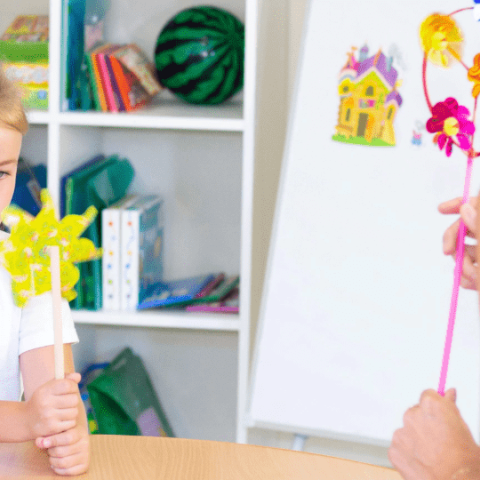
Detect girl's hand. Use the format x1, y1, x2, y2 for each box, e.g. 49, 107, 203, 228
36, 422, 90, 476
388, 389, 480, 480
438, 197, 478, 290
25, 373, 80, 439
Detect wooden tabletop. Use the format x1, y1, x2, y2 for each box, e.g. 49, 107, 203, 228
0, 435, 401, 479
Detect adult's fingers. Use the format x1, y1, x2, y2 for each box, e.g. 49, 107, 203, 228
443, 219, 476, 255
438, 196, 477, 215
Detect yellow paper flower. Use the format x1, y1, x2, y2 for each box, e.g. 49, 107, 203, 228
0, 189, 102, 307
420, 14, 463, 67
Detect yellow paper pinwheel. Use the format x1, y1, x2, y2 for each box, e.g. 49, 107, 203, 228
0, 189, 102, 308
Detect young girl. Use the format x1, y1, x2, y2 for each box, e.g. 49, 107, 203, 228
0, 69, 89, 475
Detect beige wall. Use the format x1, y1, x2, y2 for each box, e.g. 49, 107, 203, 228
250, 0, 308, 360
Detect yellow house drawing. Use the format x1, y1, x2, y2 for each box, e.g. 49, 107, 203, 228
333, 45, 403, 146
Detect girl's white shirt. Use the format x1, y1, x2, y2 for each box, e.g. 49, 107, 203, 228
0, 230, 79, 401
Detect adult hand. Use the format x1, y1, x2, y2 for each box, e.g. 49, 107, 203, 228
24, 373, 80, 439
36, 420, 90, 476
438, 197, 478, 290
388, 389, 480, 480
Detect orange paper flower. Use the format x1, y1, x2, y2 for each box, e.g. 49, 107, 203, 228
420, 14, 463, 67
468, 53, 480, 97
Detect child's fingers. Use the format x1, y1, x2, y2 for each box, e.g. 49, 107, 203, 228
39, 428, 81, 450
49, 451, 87, 475
65, 373, 81, 385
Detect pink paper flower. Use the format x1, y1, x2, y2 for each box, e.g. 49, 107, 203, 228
426, 97, 475, 157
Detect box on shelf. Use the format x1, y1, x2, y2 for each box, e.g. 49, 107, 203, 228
0, 15, 49, 110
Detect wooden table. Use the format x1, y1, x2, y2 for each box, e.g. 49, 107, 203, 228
0, 435, 401, 479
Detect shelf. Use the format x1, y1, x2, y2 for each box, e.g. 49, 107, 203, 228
72, 309, 241, 331
58, 98, 245, 131
26, 110, 51, 125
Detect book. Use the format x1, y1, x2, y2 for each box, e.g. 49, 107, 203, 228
108, 53, 143, 111
121, 196, 164, 311
89, 42, 111, 112
193, 275, 239, 304
64, 154, 135, 309
137, 274, 217, 310
162, 273, 225, 309
185, 287, 239, 313
101, 195, 138, 311
1, 15, 49, 41
96, 44, 122, 112
61, 154, 106, 217
109, 44, 162, 111
84, 51, 102, 111
112, 44, 162, 97
104, 47, 126, 111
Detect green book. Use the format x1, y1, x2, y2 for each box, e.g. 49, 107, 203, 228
191, 275, 240, 304
65, 155, 116, 309
66, 154, 135, 310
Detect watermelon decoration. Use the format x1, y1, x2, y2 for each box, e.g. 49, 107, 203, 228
154, 6, 245, 105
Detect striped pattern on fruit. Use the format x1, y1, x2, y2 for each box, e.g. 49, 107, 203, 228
154, 6, 245, 105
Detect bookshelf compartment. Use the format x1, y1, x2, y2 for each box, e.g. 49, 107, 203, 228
59, 125, 242, 284
74, 324, 239, 441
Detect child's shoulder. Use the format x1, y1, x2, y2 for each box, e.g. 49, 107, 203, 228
0, 230, 8, 241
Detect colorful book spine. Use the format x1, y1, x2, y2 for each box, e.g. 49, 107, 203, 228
90, 44, 110, 112
102, 195, 137, 310
109, 54, 133, 111
84, 52, 100, 111
121, 195, 164, 311
105, 47, 126, 111
97, 46, 119, 112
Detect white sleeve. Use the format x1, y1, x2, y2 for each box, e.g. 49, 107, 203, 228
19, 292, 79, 356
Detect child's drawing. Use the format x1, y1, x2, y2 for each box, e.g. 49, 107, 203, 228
332, 44, 403, 146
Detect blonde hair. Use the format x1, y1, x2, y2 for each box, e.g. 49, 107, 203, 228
0, 65, 28, 135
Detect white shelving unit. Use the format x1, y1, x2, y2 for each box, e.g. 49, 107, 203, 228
12, 0, 258, 443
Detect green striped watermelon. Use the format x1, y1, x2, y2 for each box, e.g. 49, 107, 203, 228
154, 6, 245, 105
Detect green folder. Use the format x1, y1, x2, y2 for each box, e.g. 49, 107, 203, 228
65, 154, 135, 309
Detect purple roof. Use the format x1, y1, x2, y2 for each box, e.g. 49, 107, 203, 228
386, 90, 403, 106
357, 52, 398, 88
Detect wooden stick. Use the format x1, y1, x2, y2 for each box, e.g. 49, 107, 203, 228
48, 246, 64, 380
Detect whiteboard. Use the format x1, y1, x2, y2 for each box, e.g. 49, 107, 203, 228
248, 0, 480, 447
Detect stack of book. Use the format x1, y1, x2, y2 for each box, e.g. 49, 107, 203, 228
138, 273, 240, 313
62, 154, 135, 310
85, 43, 163, 112
102, 195, 165, 311
0, 15, 49, 110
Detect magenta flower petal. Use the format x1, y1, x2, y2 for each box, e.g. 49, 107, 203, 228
446, 138, 453, 157
431, 101, 451, 121
456, 134, 472, 151
444, 97, 459, 115
457, 105, 470, 118
458, 118, 475, 135
438, 133, 448, 150
427, 117, 445, 133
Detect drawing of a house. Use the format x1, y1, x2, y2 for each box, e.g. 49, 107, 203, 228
333, 45, 403, 146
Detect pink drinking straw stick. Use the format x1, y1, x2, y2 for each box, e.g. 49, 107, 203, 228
438, 153, 474, 396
